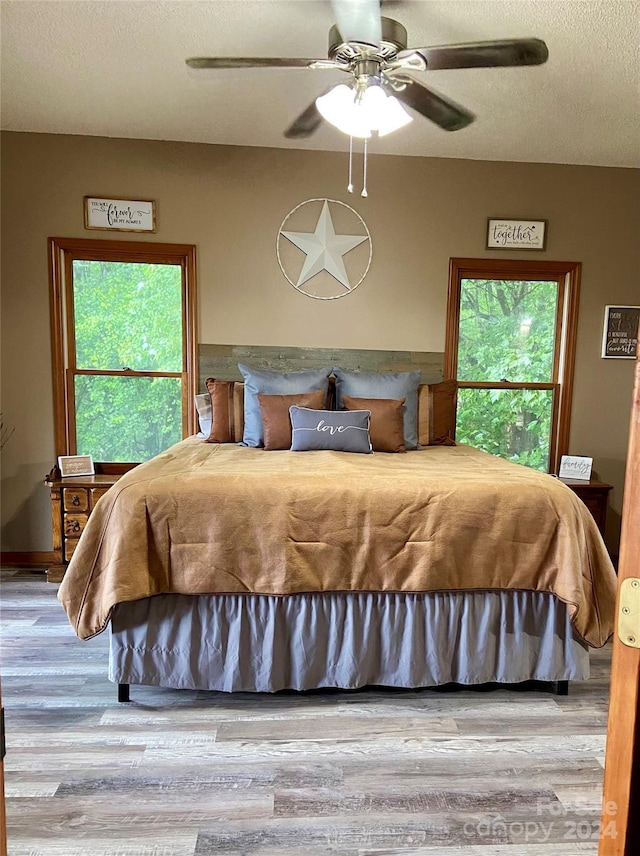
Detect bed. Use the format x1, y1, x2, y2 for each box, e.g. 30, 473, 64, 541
57, 369, 618, 698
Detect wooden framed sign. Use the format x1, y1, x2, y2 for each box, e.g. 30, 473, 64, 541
601, 305, 640, 359
558, 454, 593, 481
58, 455, 95, 477
486, 218, 547, 250
84, 196, 156, 232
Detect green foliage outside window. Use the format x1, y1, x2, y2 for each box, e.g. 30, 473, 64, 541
74, 375, 182, 462
72, 261, 183, 462
455, 279, 559, 471
457, 387, 554, 471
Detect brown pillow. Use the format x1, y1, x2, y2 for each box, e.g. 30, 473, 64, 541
430, 379, 458, 445
258, 390, 325, 450
342, 395, 406, 453
417, 384, 430, 446
204, 378, 235, 443
232, 382, 245, 443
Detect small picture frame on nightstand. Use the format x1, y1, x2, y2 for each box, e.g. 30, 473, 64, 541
558, 454, 593, 481
57, 455, 95, 477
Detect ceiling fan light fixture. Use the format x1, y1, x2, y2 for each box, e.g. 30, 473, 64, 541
316, 81, 412, 139
316, 84, 372, 138
374, 94, 413, 136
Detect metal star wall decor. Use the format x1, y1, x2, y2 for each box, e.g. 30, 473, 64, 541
277, 199, 372, 300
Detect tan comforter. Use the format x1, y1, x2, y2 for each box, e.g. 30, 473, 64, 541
58, 438, 618, 645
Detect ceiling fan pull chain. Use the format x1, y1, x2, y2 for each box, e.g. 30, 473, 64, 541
361, 138, 368, 198
347, 136, 354, 193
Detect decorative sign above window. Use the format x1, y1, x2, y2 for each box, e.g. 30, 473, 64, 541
84, 197, 156, 233
277, 198, 372, 300
486, 218, 547, 251
601, 305, 640, 359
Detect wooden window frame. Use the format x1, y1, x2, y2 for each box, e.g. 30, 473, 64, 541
444, 258, 581, 475
48, 237, 198, 474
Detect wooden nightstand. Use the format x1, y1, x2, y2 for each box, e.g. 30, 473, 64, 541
559, 478, 613, 535
44, 470, 121, 583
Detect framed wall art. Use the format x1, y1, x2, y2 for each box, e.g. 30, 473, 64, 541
486, 218, 547, 250
601, 305, 639, 359
84, 196, 156, 232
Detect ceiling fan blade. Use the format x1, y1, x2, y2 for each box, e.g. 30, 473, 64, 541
331, 0, 382, 45
390, 78, 475, 132
186, 57, 337, 70
284, 100, 325, 139
397, 38, 549, 71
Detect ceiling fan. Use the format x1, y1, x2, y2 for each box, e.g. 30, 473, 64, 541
186, 0, 549, 139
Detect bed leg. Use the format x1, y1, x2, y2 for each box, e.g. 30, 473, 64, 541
555, 680, 569, 696
117, 683, 130, 703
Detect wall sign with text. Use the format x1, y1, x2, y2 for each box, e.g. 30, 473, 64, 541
601, 305, 639, 359
486, 218, 547, 250
558, 455, 593, 481
84, 196, 156, 232
58, 455, 95, 478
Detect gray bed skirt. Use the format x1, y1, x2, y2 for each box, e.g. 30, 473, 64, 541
109, 590, 590, 692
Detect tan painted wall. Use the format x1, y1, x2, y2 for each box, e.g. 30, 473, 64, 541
1, 132, 639, 553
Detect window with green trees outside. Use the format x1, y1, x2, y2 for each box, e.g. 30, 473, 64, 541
445, 259, 581, 474
49, 239, 197, 470
72, 260, 183, 462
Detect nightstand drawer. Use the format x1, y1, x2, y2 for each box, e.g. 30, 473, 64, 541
64, 513, 88, 538
581, 496, 604, 522
63, 488, 89, 512
64, 538, 80, 561
90, 487, 109, 507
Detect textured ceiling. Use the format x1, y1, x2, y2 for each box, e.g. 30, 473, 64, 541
1, 0, 639, 166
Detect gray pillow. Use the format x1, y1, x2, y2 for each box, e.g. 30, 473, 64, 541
238, 363, 332, 447
290, 407, 372, 453
332, 367, 421, 450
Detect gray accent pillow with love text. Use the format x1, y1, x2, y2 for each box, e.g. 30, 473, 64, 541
289, 407, 372, 454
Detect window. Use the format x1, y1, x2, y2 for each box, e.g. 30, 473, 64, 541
444, 259, 581, 473
49, 238, 197, 471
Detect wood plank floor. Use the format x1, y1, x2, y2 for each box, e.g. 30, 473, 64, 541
1, 569, 613, 855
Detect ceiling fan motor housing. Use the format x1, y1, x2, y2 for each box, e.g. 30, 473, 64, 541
328, 16, 408, 63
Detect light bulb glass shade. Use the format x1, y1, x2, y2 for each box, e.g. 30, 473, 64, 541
316, 84, 371, 138
316, 83, 412, 138
375, 95, 413, 136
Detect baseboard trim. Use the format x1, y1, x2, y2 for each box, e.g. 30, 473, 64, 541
0, 551, 53, 568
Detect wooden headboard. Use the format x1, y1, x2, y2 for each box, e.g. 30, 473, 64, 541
198, 343, 444, 392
